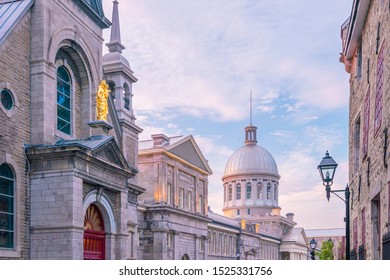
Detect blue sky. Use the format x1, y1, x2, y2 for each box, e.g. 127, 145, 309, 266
102, 0, 353, 229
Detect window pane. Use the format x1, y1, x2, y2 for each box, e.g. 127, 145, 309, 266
57, 119, 71, 135
57, 66, 70, 83
0, 178, 13, 196
0, 164, 14, 180
1, 89, 14, 111
0, 212, 13, 230
57, 92, 70, 108
0, 231, 13, 248
57, 66, 71, 135
57, 105, 71, 122
0, 195, 13, 213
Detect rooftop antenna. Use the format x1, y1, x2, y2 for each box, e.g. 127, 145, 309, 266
250, 90, 253, 126
245, 90, 257, 145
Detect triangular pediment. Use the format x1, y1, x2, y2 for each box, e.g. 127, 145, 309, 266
89, 136, 130, 170
167, 135, 212, 175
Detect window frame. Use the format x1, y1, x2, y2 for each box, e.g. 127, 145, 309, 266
0, 163, 15, 249
257, 182, 263, 199
362, 89, 370, 158
236, 183, 241, 200
246, 182, 252, 200
56, 65, 73, 136
267, 183, 272, 199
374, 43, 385, 135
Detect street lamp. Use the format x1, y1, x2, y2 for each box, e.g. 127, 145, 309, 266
317, 151, 338, 201
309, 238, 317, 260
317, 151, 350, 260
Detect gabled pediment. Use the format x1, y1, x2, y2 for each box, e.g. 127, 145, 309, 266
73, 0, 110, 28
167, 135, 212, 175
87, 136, 133, 171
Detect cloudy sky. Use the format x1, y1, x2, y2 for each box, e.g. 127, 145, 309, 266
102, 0, 353, 229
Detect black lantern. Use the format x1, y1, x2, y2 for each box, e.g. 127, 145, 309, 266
318, 151, 338, 184
317, 151, 338, 201
317, 151, 350, 260
309, 238, 317, 260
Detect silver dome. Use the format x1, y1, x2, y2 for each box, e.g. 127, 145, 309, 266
223, 143, 279, 178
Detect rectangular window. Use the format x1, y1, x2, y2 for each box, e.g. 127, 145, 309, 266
353, 217, 358, 252
179, 188, 185, 208
361, 208, 366, 246
167, 232, 174, 248
246, 183, 252, 199
236, 184, 241, 200
219, 234, 222, 254
187, 191, 192, 211
362, 90, 370, 158
199, 195, 204, 214
257, 183, 263, 199
267, 183, 271, 199
374, 44, 384, 135
224, 235, 227, 255
354, 118, 361, 173
228, 186, 232, 201
357, 41, 363, 79
199, 238, 205, 252
166, 183, 173, 205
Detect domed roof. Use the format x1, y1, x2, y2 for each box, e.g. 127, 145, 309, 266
223, 125, 279, 178
223, 144, 279, 177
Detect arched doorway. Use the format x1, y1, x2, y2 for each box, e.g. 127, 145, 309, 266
84, 204, 105, 260
181, 254, 190, 260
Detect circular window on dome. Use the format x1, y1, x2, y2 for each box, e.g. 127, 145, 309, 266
1, 89, 14, 111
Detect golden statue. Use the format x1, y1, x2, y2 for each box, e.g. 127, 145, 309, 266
96, 80, 110, 121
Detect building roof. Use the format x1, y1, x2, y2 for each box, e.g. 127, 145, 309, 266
0, 0, 34, 45
26, 134, 137, 174
305, 228, 345, 238
139, 134, 213, 175
223, 144, 279, 178
208, 211, 240, 229
282, 227, 307, 243
222, 125, 279, 179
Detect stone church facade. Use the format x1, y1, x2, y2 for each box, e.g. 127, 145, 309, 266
0, 0, 143, 260
0, 0, 308, 260
340, 0, 389, 259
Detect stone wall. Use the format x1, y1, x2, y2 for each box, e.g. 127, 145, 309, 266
0, 11, 31, 259
347, 0, 390, 259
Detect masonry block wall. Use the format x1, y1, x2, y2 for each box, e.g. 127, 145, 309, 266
346, 0, 389, 259
0, 11, 31, 259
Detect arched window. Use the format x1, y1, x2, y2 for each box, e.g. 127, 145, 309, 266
274, 185, 278, 201
228, 185, 232, 201
257, 182, 263, 199
0, 164, 15, 248
236, 183, 241, 200
267, 183, 271, 199
56, 66, 72, 135
246, 182, 252, 199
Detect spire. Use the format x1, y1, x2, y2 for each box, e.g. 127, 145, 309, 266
245, 91, 257, 145
106, 0, 125, 53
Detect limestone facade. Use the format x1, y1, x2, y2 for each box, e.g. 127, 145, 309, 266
340, 0, 390, 259
0, 0, 309, 260
0, 0, 143, 260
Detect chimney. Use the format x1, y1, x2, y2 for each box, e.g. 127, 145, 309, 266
151, 134, 170, 148
286, 212, 294, 222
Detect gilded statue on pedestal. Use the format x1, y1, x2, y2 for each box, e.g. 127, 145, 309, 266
96, 80, 110, 121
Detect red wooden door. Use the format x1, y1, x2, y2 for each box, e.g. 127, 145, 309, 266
84, 204, 105, 260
